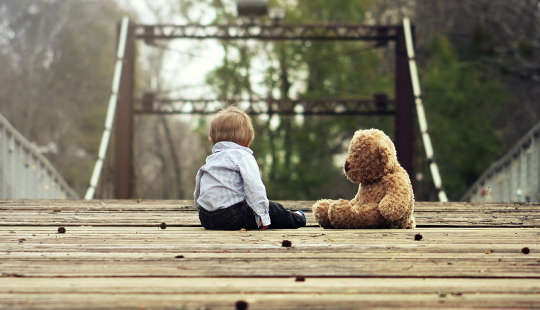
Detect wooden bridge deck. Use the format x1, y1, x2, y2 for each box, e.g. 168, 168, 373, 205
0, 200, 539, 309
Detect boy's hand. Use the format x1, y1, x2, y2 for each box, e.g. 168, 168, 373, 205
258, 218, 269, 230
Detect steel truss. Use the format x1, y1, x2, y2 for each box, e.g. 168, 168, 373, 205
111, 20, 416, 198
133, 23, 396, 117
135, 23, 398, 42
136, 96, 394, 116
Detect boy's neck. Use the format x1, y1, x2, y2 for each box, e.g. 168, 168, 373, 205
212, 141, 252, 153
214, 141, 249, 148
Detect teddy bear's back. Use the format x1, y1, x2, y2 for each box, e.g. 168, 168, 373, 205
357, 165, 414, 228
382, 166, 415, 227
383, 166, 414, 206
358, 166, 411, 200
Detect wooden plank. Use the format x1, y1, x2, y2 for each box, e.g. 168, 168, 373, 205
0, 228, 537, 278
1, 200, 538, 227
2, 257, 538, 277
1, 227, 537, 246
1, 277, 539, 310
0, 251, 537, 259
0, 292, 538, 310
2, 277, 539, 294
2, 200, 539, 212
0, 210, 538, 227
1, 227, 537, 248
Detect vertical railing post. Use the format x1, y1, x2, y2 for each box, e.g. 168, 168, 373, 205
537, 134, 540, 202
115, 23, 135, 198
394, 25, 415, 187
0, 126, 5, 198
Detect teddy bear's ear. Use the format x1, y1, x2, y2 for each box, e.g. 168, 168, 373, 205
378, 144, 399, 170
376, 145, 386, 160
377, 145, 391, 165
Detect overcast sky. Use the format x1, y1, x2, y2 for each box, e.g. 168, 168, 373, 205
115, 0, 224, 99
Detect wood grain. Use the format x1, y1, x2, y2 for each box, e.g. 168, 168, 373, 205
0, 278, 539, 309
0, 227, 537, 278
0, 200, 539, 309
2, 277, 539, 294
1, 293, 539, 310
0, 200, 538, 227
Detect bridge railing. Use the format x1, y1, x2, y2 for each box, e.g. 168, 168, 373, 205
463, 122, 540, 203
0, 113, 78, 199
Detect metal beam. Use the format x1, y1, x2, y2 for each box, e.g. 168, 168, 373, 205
134, 97, 395, 116
134, 23, 398, 41
394, 25, 415, 187
115, 25, 135, 199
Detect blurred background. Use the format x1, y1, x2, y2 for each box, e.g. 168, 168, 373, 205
0, 0, 539, 201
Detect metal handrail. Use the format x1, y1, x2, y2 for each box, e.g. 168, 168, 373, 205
0, 113, 78, 199
463, 121, 540, 202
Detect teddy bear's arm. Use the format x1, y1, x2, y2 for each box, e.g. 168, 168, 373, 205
377, 171, 414, 222
312, 199, 334, 228
327, 199, 358, 229
350, 185, 362, 205
328, 200, 386, 228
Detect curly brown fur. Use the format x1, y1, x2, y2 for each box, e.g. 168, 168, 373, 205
312, 129, 415, 229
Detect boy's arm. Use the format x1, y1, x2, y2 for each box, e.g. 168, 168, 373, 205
193, 169, 202, 207
238, 155, 271, 227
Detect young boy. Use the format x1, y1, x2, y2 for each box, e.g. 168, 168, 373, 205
194, 106, 306, 230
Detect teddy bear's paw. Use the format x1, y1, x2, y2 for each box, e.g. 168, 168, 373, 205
388, 213, 416, 229
353, 203, 387, 228
328, 202, 389, 229
406, 216, 416, 229
328, 200, 358, 229
312, 199, 333, 228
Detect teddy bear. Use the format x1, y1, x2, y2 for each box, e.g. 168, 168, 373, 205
312, 129, 415, 229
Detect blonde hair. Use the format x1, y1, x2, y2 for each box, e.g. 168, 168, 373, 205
209, 106, 254, 147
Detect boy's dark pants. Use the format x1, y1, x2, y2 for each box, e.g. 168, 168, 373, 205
198, 201, 306, 230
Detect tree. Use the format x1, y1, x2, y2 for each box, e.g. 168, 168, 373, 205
421, 36, 508, 199
126, 0, 209, 199
411, 0, 540, 146
0, 0, 130, 194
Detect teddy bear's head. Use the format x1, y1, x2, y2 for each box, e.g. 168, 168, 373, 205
344, 129, 399, 184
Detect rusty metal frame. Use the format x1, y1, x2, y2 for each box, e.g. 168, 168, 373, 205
114, 24, 135, 199
135, 23, 398, 41
115, 22, 416, 198
394, 25, 415, 187
136, 97, 394, 116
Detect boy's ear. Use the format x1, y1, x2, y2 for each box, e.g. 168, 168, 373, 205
208, 136, 213, 143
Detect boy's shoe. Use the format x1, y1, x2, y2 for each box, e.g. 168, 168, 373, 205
295, 210, 306, 219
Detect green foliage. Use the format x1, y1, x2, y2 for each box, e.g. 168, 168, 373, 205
283, 0, 371, 23
465, 26, 497, 59
422, 36, 508, 199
